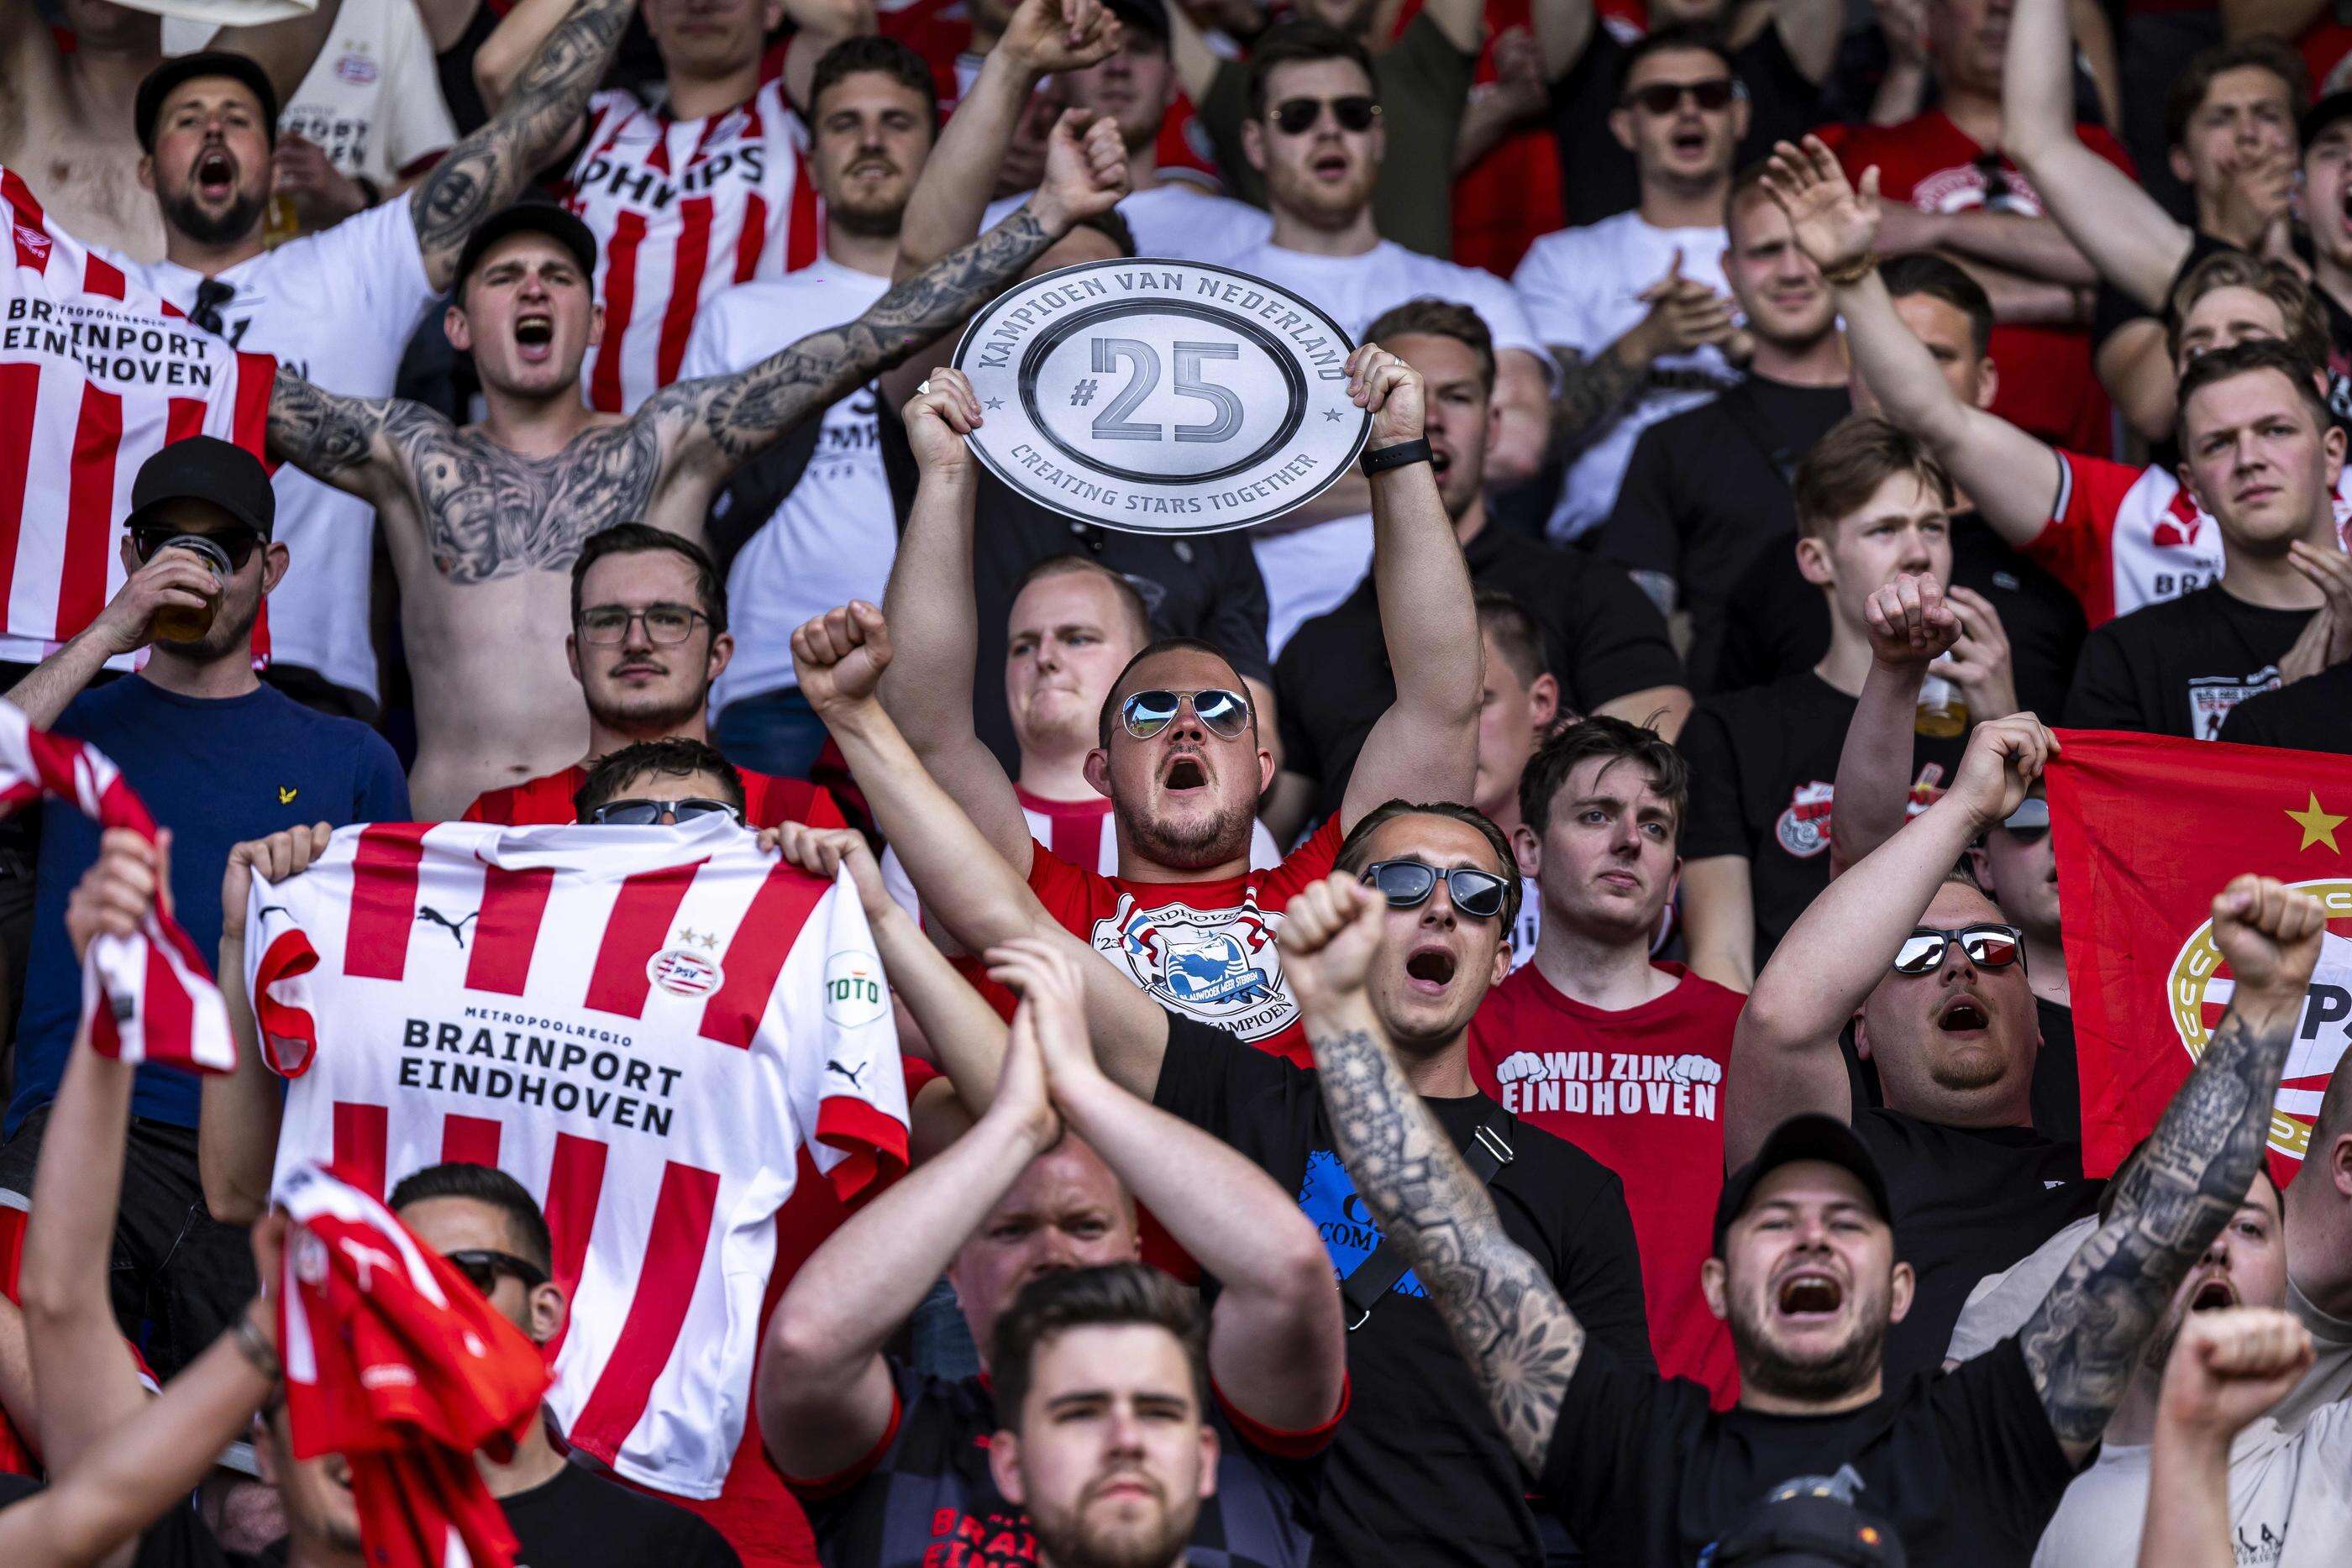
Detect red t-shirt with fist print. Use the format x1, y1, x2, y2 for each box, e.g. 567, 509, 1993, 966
1469, 961, 1744, 1406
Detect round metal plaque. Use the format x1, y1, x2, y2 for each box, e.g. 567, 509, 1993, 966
950, 259, 1370, 534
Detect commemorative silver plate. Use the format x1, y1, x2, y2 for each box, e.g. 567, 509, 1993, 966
950, 259, 1371, 534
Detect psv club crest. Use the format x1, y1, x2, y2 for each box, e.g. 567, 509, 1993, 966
1091, 891, 1295, 1041
2166, 877, 2352, 1166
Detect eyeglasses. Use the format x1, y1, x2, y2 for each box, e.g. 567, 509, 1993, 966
1359, 859, 1510, 920
131, 522, 260, 570
444, 1249, 549, 1298
1620, 79, 1740, 115
587, 797, 743, 826
1891, 923, 2025, 976
1119, 687, 1252, 741
1271, 95, 1380, 135
576, 603, 708, 645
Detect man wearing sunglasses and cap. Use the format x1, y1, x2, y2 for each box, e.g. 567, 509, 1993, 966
787, 596, 1652, 1568
1730, 713, 2103, 1385
1284, 834, 2328, 1568
0, 437, 407, 1382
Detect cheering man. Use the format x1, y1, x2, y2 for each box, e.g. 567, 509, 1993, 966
263, 108, 1131, 817
1282, 758, 2328, 1567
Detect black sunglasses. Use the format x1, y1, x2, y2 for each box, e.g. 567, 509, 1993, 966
1891, 923, 2025, 976
131, 522, 260, 571
1119, 687, 1252, 741
1359, 859, 1509, 920
588, 797, 743, 826
444, 1248, 549, 1298
1271, 95, 1379, 135
1621, 79, 1739, 115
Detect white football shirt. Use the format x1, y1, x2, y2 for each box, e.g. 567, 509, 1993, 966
0, 166, 277, 664
246, 813, 909, 1499
982, 182, 1272, 266
111, 198, 435, 702
562, 81, 822, 414
680, 258, 894, 714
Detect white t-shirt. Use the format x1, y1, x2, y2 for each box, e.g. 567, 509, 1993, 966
1513, 211, 1737, 543
2031, 1398, 2352, 1568
983, 181, 1271, 266
680, 258, 894, 713
1223, 238, 1551, 653
112, 199, 436, 702
247, 815, 909, 1499
168, 0, 457, 186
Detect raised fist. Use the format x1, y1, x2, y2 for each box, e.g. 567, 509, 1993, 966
790, 602, 895, 716
1667, 1054, 1723, 1086
2210, 873, 2326, 1013
1493, 1051, 1551, 1087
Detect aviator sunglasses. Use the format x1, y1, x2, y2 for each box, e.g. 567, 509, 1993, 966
588, 798, 743, 826
1119, 687, 1252, 741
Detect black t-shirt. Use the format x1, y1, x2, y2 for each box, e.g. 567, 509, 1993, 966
804, 1359, 1322, 1568
2218, 662, 2352, 752
1596, 376, 1852, 694
1549, 28, 1824, 229
2063, 584, 2313, 740
501, 1460, 741, 1568
1535, 1336, 2079, 1568
1709, 513, 2087, 717
2031, 995, 2081, 1147
1852, 1109, 2100, 1384
878, 408, 1273, 772
1675, 671, 1970, 966
1151, 1017, 1654, 1568
1276, 523, 1683, 823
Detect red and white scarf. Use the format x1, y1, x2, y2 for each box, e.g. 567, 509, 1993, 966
0, 700, 231, 1071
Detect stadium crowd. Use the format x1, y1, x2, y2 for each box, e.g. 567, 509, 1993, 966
0, 0, 2349, 1562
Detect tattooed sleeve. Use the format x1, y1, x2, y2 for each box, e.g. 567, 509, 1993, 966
648, 208, 1064, 469
267, 365, 402, 494
1310, 1020, 1588, 1476
408, 0, 633, 291
2018, 998, 2298, 1458
1550, 345, 1652, 459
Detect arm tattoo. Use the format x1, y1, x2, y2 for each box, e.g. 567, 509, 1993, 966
408, 0, 631, 283
267, 364, 393, 483
1551, 346, 1650, 457
2018, 1001, 2297, 1453
1312, 1022, 1586, 1476
657, 211, 1063, 466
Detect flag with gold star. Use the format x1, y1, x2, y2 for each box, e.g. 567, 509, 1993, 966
2050, 730, 2352, 1181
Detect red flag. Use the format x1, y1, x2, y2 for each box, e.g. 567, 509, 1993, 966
2048, 729, 2352, 1182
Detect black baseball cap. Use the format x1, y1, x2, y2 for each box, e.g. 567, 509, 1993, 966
135, 52, 281, 155
1105, 0, 1170, 39
452, 199, 600, 296
125, 436, 275, 541
2303, 90, 2352, 151
1711, 1114, 1893, 1256
1704, 1489, 1908, 1567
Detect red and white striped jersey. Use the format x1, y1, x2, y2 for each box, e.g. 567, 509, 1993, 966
559, 82, 821, 413
246, 814, 909, 1500
2038, 451, 2352, 627
0, 166, 276, 660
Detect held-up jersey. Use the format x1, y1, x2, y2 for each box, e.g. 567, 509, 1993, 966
246, 814, 909, 1500
560, 81, 821, 413
0, 167, 276, 660
2039, 452, 2352, 626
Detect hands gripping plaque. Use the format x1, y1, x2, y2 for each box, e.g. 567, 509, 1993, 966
952, 259, 1372, 533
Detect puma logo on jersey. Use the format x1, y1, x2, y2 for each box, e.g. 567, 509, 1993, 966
277, 786, 297, 805
416, 907, 478, 947
827, 1057, 870, 1090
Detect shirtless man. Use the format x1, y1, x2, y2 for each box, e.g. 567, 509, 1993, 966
0, 0, 346, 261
264, 108, 1130, 818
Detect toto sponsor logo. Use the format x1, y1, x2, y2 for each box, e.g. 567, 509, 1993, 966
953, 259, 1368, 533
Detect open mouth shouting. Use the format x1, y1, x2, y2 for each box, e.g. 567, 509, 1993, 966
1773, 1267, 1846, 1323
1403, 941, 1458, 997
1934, 992, 1990, 1035
195, 147, 238, 201
2188, 1276, 2239, 1313
1668, 124, 1709, 158
1160, 752, 1210, 795
514, 311, 556, 362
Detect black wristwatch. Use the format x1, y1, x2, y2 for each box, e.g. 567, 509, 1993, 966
1361, 437, 1432, 475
